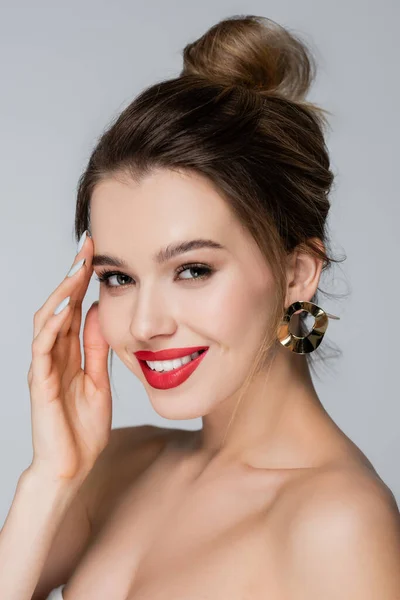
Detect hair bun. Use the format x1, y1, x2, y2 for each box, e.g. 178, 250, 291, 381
181, 15, 316, 102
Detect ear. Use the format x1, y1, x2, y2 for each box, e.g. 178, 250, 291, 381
284, 239, 324, 308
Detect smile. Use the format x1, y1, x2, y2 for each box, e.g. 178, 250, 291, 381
137, 349, 208, 390
145, 350, 205, 372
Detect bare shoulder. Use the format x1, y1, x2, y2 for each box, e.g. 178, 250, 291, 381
279, 462, 400, 537
94, 423, 174, 459
80, 424, 176, 530
277, 464, 400, 598
286, 467, 399, 527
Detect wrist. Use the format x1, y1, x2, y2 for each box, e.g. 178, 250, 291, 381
20, 464, 83, 498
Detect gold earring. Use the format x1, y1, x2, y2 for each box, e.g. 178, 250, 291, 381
277, 300, 340, 354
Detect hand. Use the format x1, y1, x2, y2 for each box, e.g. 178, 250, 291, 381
26, 231, 112, 485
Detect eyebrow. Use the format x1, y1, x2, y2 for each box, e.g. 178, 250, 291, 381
92, 238, 226, 268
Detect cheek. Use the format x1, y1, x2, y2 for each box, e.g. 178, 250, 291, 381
216, 272, 274, 353
97, 302, 125, 346
183, 270, 269, 343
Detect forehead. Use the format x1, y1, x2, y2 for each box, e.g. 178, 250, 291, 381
89, 168, 270, 282
90, 168, 237, 242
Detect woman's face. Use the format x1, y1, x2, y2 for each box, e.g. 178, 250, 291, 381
90, 168, 277, 419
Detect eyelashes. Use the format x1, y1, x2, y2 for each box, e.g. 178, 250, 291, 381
95, 263, 214, 291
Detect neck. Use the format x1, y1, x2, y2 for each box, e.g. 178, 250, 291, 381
193, 341, 333, 471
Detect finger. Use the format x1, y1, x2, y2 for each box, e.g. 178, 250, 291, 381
73, 234, 94, 306
82, 302, 111, 394
33, 240, 92, 340
69, 237, 95, 338
57, 260, 89, 338
31, 299, 72, 384
27, 363, 33, 386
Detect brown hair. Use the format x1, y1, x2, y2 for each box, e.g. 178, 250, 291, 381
74, 15, 347, 435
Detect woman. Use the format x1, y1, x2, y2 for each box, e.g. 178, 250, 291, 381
1, 14, 399, 600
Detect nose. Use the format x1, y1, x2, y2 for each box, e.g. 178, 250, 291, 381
128, 286, 176, 343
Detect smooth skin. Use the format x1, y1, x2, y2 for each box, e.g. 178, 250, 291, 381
29, 168, 400, 599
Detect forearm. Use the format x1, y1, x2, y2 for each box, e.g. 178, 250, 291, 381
0, 468, 80, 600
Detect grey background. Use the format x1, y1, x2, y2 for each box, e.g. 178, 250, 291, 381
1, 0, 399, 526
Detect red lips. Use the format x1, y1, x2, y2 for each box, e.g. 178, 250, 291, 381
136, 348, 209, 390
134, 346, 208, 361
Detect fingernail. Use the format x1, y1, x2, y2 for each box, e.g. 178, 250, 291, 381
54, 296, 70, 315
77, 230, 88, 253
67, 257, 86, 278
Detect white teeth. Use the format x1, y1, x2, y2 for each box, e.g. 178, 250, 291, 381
146, 351, 201, 372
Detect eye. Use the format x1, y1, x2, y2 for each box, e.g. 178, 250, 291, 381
95, 263, 214, 290
175, 263, 213, 282
95, 271, 133, 289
